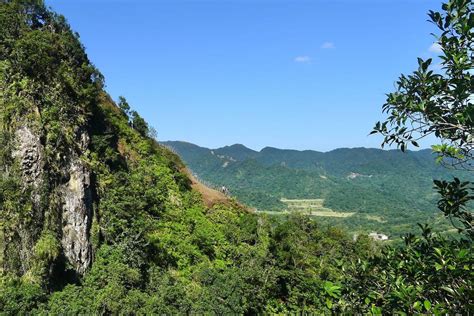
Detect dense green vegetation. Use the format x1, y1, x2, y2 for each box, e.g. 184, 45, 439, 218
0, 0, 472, 314
163, 141, 473, 235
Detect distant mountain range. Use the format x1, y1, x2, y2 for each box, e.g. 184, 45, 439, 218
162, 141, 473, 235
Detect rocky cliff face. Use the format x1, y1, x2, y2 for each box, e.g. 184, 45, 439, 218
0, 0, 104, 280
13, 126, 44, 196
8, 125, 93, 275
11, 126, 45, 273
59, 130, 93, 274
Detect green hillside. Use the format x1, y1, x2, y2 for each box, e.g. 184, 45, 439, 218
0, 0, 472, 314
162, 141, 473, 235
0, 2, 377, 313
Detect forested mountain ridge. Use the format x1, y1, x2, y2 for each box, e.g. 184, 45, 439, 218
0, 0, 472, 314
162, 141, 441, 174
162, 141, 473, 235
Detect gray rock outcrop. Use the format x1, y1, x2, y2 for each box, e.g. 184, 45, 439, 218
60, 131, 92, 274
11, 126, 45, 273
8, 125, 93, 275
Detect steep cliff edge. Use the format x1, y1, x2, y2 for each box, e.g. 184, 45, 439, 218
3, 117, 94, 276
10, 125, 45, 274
0, 1, 237, 282
0, 1, 119, 279
58, 130, 93, 274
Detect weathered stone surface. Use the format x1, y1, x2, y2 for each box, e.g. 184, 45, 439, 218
60, 138, 92, 274
12, 126, 44, 194
11, 126, 45, 273
9, 126, 93, 275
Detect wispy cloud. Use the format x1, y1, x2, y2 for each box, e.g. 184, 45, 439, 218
294, 56, 311, 63
321, 42, 335, 49
429, 42, 442, 53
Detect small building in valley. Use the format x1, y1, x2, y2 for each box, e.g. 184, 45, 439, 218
369, 232, 389, 241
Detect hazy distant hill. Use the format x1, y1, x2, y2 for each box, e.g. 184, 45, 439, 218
162, 141, 472, 235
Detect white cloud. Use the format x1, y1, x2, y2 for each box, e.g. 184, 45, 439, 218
429, 42, 442, 53
294, 56, 311, 63
321, 42, 335, 49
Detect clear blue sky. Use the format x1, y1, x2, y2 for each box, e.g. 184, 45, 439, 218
46, 0, 442, 151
